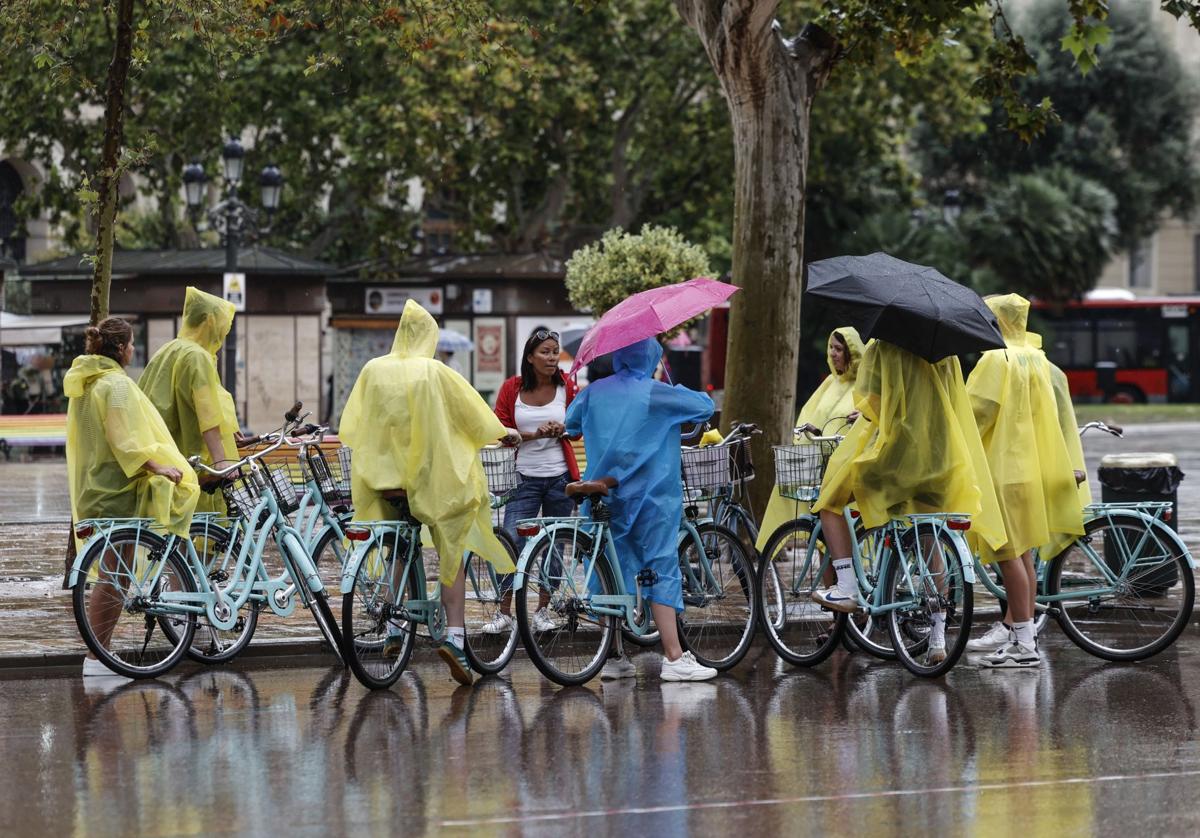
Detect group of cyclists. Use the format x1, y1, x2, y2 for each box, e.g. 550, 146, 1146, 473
63, 284, 1166, 687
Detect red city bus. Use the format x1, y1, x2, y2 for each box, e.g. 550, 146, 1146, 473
1031, 295, 1200, 403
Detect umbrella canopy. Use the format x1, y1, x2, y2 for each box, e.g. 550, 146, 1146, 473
806, 252, 1006, 362
437, 328, 474, 353
568, 277, 739, 374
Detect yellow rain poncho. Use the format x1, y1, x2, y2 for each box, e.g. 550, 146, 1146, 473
813, 339, 1006, 551
1028, 331, 1092, 559
139, 287, 240, 514
757, 327, 865, 550
66, 355, 200, 539
965, 296, 1083, 563
339, 300, 516, 585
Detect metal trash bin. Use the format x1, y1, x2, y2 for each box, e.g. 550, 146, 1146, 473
1098, 452, 1185, 595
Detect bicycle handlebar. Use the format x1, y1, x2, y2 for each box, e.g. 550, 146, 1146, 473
1079, 421, 1124, 438
189, 405, 310, 478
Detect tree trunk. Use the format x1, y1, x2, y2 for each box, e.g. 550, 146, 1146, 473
89, 0, 136, 325
674, 0, 837, 518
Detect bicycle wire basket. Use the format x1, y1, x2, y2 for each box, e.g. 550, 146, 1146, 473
337, 446, 352, 497
480, 446, 519, 505
772, 439, 839, 502
681, 444, 735, 501
302, 445, 351, 507
221, 462, 300, 519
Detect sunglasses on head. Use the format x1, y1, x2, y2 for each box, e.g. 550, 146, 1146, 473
532, 329, 560, 343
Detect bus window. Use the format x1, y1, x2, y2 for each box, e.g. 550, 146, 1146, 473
1168, 324, 1191, 401
1048, 321, 1092, 368
1095, 320, 1139, 367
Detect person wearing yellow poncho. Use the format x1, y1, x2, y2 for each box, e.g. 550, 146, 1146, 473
963, 294, 1083, 668
66, 317, 200, 675
810, 338, 1005, 663
139, 287, 240, 514
1028, 331, 1092, 560
339, 299, 520, 686
757, 327, 864, 552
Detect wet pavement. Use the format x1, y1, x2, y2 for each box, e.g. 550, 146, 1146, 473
4, 636, 1200, 836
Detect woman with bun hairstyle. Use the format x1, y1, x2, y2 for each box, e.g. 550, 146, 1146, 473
65, 317, 200, 675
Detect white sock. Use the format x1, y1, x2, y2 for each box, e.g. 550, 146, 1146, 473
832, 559, 855, 594
387, 618, 405, 636
448, 627, 465, 650
1012, 620, 1035, 647
930, 612, 946, 646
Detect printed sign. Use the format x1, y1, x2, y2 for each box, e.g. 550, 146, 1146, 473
1162, 304, 1190, 319
223, 272, 247, 312
364, 286, 444, 315
473, 317, 506, 392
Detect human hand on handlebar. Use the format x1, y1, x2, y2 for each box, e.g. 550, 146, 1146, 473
1074, 469, 1086, 485
501, 428, 522, 446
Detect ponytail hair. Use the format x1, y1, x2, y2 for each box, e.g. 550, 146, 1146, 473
84, 317, 133, 364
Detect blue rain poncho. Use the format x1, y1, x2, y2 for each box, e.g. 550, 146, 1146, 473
565, 338, 714, 612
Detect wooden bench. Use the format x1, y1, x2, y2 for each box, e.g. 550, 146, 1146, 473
0, 414, 68, 459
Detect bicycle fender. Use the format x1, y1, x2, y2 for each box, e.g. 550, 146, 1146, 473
512, 526, 555, 589
948, 530, 977, 584
340, 535, 378, 595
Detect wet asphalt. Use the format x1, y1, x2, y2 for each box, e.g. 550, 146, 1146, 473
1, 424, 1199, 835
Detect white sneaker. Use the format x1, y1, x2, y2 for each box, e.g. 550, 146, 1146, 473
481, 613, 514, 635
82, 656, 127, 678
981, 641, 1040, 669
660, 651, 718, 682
967, 622, 1012, 653
601, 656, 636, 680
810, 586, 859, 614
531, 607, 557, 632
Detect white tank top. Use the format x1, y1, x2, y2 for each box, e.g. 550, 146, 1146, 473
514, 388, 568, 477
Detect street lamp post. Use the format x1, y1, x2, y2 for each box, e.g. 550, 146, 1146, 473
182, 138, 283, 411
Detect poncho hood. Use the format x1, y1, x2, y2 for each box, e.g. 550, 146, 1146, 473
179, 286, 235, 354
391, 299, 439, 358
64, 355, 122, 398
826, 326, 865, 380
613, 337, 662, 379
985, 293, 1030, 346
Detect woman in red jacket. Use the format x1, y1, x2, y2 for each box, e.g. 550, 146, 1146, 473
488, 327, 581, 634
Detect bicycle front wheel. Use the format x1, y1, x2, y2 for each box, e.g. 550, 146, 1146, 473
883, 527, 973, 678
464, 528, 520, 675
756, 519, 844, 666
678, 523, 758, 670
1048, 514, 1194, 661
343, 532, 420, 689
517, 528, 614, 686
72, 528, 197, 679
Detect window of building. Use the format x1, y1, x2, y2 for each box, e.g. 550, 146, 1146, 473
1129, 238, 1153, 288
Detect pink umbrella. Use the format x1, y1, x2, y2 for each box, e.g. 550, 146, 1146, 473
568, 277, 739, 374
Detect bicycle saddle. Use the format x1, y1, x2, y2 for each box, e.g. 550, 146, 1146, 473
565, 476, 619, 498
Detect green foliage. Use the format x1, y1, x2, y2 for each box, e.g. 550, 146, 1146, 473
564, 224, 710, 320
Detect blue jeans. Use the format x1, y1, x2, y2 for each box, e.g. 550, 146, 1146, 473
499, 472, 574, 595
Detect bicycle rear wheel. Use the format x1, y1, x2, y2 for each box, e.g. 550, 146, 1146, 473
1048, 514, 1194, 661
883, 528, 973, 678
678, 523, 757, 670
464, 528, 520, 674
755, 519, 844, 666
343, 532, 420, 689
72, 528, 197, 679
516, 528, 614, 686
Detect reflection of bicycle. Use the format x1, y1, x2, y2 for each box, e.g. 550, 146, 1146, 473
756, 432, 977, 677
512, 474, 757, 686
339, 481, 519, 689
69, 407, 345, 678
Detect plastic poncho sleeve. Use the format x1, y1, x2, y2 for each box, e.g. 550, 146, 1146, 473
65, 356, 199, 541
1041, 362, 1092, 559
813, 342, 1006, 551
341, 300, 514, 586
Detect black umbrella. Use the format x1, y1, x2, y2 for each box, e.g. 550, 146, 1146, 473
805, 252, 1006, 362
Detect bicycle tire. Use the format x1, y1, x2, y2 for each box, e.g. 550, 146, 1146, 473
1047, 513, 1195, 662
755, 518, 845, 667
72, 528, 197, 679
883, 527, 973, 678
311, 519, 352, 624
167, 520, 259, 664
517, 528, 615, 686
343, 532, 419, 688
464, 527, 520, 675
678, 522, 758, 670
